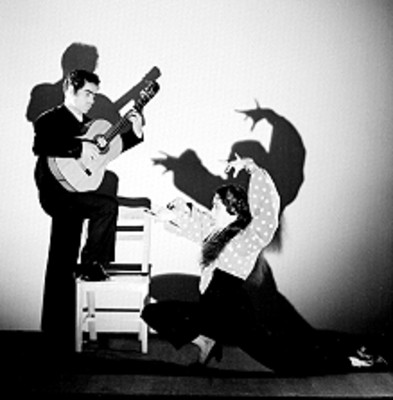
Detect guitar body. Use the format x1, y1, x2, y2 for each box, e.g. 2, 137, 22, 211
48, 119, 123, 192
47, 76, 160, 192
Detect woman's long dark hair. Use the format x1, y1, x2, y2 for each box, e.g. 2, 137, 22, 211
201, 184, 252, 268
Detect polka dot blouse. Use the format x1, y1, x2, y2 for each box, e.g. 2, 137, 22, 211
166, 165, 280, 293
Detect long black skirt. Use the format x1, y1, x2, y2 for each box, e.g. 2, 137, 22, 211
142, 257, 354, 374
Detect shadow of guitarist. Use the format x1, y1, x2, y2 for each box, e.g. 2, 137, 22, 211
26, 42, 161, 124
26, 42, 117, 124
26, 41, 160, 195
152, 102, 306, 250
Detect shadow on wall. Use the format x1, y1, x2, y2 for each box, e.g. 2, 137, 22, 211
25, 41, 161, 197
152, 101, 306, 250
26, 41, 160, 125
26, 43, 306, 238
150, 273, 201, 303
26, 41, 307, 251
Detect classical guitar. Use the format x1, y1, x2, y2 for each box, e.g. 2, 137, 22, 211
48, 79, 159, 192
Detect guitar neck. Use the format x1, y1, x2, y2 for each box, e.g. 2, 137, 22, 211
114, 66, 161, 111
104, 80, 159, 144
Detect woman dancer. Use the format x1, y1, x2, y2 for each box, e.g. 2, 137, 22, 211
142, 155, 387, 374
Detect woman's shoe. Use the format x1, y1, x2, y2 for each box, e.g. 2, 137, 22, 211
192, 335, 223, 366
201, 342, 223, 366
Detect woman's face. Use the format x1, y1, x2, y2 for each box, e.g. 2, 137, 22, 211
211, 194, 235, 228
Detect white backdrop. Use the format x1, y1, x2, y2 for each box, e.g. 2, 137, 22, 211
1, 0, 392, 334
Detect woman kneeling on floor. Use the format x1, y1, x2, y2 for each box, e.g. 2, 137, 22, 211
142, 155, 388, 374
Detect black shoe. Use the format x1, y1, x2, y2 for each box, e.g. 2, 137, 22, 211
79, 261, 110, 281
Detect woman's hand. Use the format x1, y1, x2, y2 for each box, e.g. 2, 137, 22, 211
225, 153, 256, 177
146, 198, 190, 227
166, 197, 190, 214
146, 205, 173, 223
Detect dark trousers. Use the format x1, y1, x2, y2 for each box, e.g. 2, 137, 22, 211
41, 215, 83, 352
39, 171, 119, 351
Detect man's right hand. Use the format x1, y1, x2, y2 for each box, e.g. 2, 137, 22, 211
82, 141, 100, 161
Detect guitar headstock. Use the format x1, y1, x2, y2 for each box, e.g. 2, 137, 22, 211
133, 80, 160, 113
143, 66, 161, 82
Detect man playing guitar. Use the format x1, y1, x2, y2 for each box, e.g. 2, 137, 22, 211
33, 69, 144, 352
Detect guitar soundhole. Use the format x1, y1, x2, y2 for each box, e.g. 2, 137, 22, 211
94, 135, 110, 154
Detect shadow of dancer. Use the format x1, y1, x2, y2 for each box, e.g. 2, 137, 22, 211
152, 103, 306, 249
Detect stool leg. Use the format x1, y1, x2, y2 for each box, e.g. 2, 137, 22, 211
86, 290, 97, 341
139, 290, 149, 353
140, 319, 148, 353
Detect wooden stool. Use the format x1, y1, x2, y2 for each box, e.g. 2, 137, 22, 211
75, 197, 152, 353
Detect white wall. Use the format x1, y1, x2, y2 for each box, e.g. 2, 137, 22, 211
1, 0, 392, 334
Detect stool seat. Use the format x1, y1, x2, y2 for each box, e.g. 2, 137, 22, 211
117, 196, 151, 208
105, 263, 152, 275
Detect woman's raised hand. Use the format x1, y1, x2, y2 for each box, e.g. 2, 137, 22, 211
225, 153, 255, 177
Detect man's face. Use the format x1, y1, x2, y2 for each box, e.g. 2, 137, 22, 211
67, 81, 98, 114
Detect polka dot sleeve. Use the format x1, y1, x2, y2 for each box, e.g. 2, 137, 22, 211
246, 167, 280, 247
214, 166, 280, 281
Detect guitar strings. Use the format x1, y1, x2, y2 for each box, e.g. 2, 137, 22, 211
101, 82, 158, 143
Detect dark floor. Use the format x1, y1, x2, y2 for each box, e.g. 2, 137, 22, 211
2, 330, 393, 399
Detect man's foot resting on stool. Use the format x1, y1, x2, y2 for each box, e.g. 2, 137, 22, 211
79, 261, 110, 281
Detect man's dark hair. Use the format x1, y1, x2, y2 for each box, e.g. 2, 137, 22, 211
63, 69, 100, 93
